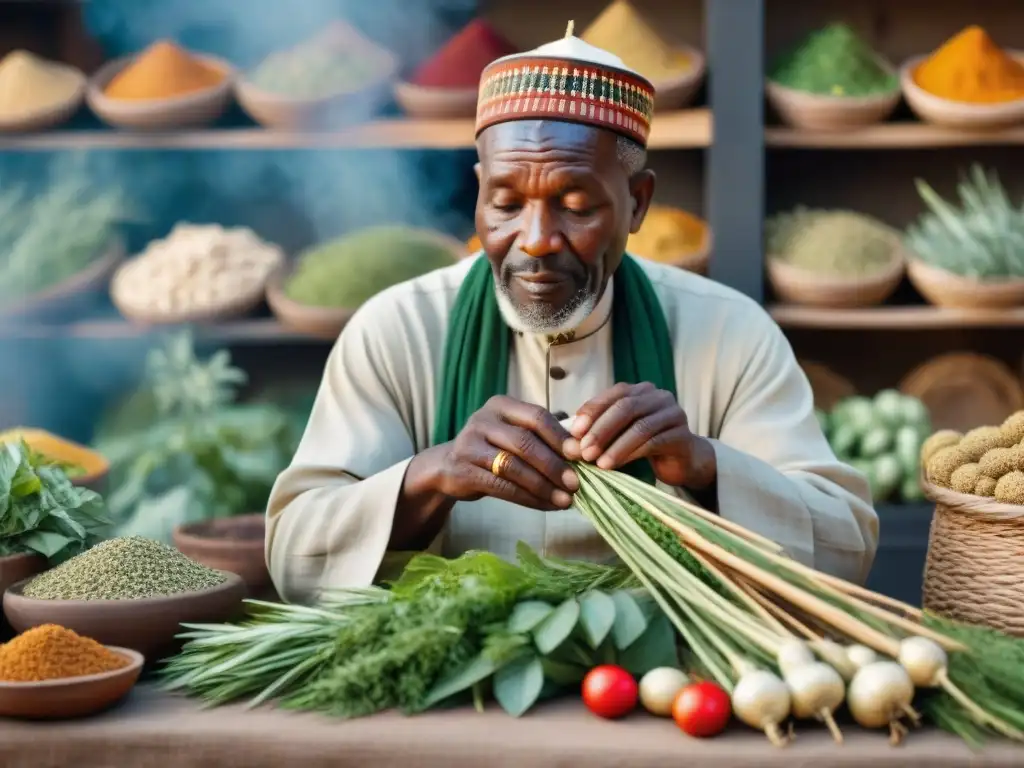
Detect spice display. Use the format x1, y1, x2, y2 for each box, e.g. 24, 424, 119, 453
906, 165, 1024, 279
104, 40, 225, 100
766, 208, 899, 276
248, 30, 391, 99
769, 24, 897, 96
913, 26, 1024, 104
0, 625, 128, 682
23, 536, 226, 601
412, 19, 517, 89
166, 461, 1024, 748
627, 206, 708, 264
924, 411, 1024, 503
110, 223, 283, 320
819, 391, 932, 502
285, 226, 457, 308
0, 441, 109, 562
581, 0, 692, 83
0, 50, 83, 119
93, 333, 298, 544
0, 155, 130, 302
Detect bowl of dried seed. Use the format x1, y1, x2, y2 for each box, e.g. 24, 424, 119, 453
0, 624, 144, 719
2, 537, 246, 659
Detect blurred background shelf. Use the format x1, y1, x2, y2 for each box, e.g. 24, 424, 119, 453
0, 109, 712, 151
766, 122, 1024, 149
769, 305, 1024, 330
0, 318, 327, 344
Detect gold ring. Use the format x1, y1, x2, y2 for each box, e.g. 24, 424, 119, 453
491, 449, 512, 477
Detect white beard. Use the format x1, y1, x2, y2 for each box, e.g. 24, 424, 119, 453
494, 279, 597, 336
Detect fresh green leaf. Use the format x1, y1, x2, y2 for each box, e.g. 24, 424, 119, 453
532, 597, 581, 654
578, 590, 616, 649
540, 657, 588, 686
493, 655, 544, 717
507, 600, 555, 634
422, 651, 503, 708
610, 591, 649, 649
617, 613, 679, 676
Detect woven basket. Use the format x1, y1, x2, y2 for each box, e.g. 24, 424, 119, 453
922, 481, 1024, 636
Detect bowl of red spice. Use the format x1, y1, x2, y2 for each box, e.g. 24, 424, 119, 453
86, 40, 235, 130
0, 624, 143, 719
173, 514, 272, 594
901, 27, 1024, 129
394, 19, 517, 120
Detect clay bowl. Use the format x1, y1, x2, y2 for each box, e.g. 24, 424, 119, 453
86, 55, 236, 130
173, 514, 270, 590
652, 47, 707, 112
906, 258, 1024, 309
0, 239, 125, 322
900, 54, 1024, 130
235, 55, 398, 130
3, 571, 246, 659
393, 81, 478, 119
0, 67, 86, 133
767, 249, 906, 308
0, 646, 143, 720
0, 554, 46, 633
766, 80, 901, 130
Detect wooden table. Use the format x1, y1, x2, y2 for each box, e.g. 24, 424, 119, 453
1, 685, 1020, 768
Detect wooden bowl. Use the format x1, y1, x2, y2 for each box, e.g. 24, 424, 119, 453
906, 258, 1024, 309
0, 67, 86, 133
0, 646, 143, 720
767, 251, 906, 308
0, 554, 46, 632
86, 55, 235, 130
652, 47, 707, 111
3, 571, 246, 659
173, 514, 269, 590
393, 81, 478, 119
900, 54, 1024, 130
0, 239, 124, 322
235, 60, 397, 130
766, 80, 901, 131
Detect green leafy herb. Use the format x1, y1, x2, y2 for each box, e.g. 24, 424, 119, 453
0, 441, 110, 562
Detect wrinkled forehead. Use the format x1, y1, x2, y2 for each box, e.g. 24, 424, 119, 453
477, 120, 615, 169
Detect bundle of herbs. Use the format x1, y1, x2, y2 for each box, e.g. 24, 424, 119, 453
93, 332, 299, 544
571, 463, 1024, 748
0, 153, 133, 302
162, 544, 683, 718
0, 440, 109, 562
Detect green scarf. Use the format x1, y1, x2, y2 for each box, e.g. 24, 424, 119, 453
432, 255, 677, 485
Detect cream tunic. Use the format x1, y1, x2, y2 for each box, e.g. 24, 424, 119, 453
266, 256, 878, 604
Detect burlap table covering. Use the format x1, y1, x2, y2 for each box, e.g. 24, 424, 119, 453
0, 685, 1020, 768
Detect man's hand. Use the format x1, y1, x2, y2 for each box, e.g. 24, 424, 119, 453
410, 395, 579, 511
565, 382, 716, 490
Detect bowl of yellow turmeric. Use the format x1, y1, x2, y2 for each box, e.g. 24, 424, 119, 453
86, 40, 235, 130
900, 27, 1024, 130
0, 625, 143, 719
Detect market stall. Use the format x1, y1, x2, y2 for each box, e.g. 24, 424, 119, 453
0, 686, 1020, 768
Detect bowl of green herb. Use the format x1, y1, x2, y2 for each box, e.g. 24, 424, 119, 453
767, 23, 901, 130
236, 21, 398, 130
905, 165, 1024, 308
4, 537, 246, 658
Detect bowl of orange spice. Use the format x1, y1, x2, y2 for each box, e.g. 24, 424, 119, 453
901, 26, 1024, 129
86, 40, 235, 130
0, 624, 143, 719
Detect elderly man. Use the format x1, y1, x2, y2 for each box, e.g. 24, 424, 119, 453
266, 29, 877, 604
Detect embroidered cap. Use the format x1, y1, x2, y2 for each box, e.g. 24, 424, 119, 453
475, 21, 656, 148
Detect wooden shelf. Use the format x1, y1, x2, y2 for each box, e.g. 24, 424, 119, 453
0, 109, 711, 151
769, 304, 1024, 329
0, 318, 330, 343
766, 122, 1024, 149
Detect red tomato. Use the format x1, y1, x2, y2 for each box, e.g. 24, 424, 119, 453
672, 681, 731, 737
581, 665, 638, 719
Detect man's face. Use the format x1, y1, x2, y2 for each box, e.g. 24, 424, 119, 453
475, 120, 655, 335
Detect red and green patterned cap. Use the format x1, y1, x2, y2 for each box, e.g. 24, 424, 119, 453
475, 21, 656, 147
